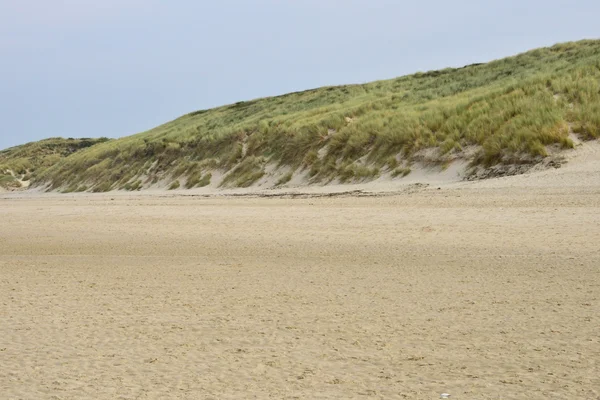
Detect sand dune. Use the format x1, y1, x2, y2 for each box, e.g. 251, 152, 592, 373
1, 144, 599, 399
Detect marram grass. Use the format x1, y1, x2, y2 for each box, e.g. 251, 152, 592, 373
3, 40, 600, 192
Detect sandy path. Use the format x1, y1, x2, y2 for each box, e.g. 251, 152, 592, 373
1, 183, 600, 399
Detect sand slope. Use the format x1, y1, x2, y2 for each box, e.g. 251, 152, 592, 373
1, 144, 599, 399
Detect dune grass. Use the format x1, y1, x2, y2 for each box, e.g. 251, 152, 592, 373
0, 137, 110, 188
0, 174, 21, 189
13, 40, 600, 191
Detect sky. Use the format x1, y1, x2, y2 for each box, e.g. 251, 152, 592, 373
1, 0, 598, 150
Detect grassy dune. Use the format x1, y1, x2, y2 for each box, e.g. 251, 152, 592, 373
18, 40, 600, 191
0, 138, 110, 190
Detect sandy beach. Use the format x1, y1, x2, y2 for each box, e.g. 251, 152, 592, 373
1, 143, 600, 399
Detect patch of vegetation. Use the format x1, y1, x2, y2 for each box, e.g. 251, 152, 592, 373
391, 167, 412, 178
276, 171, 294, 186
198, 173, 212, 187
122, 180, 142, 191
185, 172, 201, 189
92, 182, 113, 193
0, 174, 21, 189
168, 180, 180, 190
61, 183, 79, 193
338, 164, 380, 183
386, 156, 399, 170
0, 137, 110, 189
3, 40, 599, 191
221, 156, 265, 187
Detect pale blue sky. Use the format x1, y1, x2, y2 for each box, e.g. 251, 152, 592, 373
1, 0, 598, 150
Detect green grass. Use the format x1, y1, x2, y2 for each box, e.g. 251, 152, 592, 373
276, 171, 293, 186
220, 157, 265, 188
391, 167, 412, 178
122, 180, 142, 191
338, 164, 380, 183
6, 40, 600, 191
0, 174, 21, 189
0, 137, 110, 188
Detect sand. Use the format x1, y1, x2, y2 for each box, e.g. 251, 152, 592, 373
1, 144, 600, 399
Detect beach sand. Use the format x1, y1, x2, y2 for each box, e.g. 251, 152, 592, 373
1, 143, 600, 399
